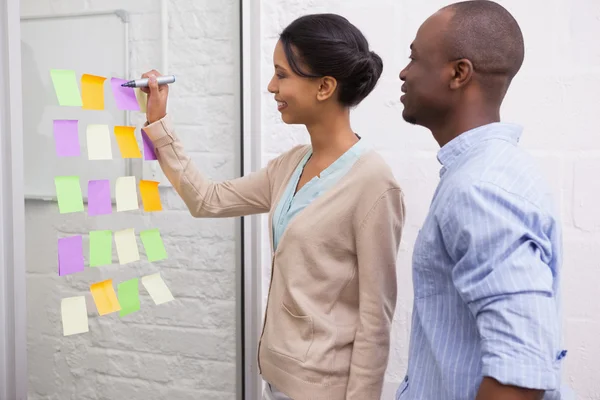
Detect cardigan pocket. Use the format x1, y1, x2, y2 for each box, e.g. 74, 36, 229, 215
267, 302, 314, 363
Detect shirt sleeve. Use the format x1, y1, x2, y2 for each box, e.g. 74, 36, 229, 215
143, 114, 275, 218
346, 188, 405, 400
439, 181, 561, 390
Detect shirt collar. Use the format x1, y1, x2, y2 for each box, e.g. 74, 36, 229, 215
437, 122, 523, 177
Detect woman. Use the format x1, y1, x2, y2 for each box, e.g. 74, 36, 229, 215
141, 13, 405, 400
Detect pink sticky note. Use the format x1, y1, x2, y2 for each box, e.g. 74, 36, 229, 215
87, 180, 112, 216
110, 78, 141, 111
142, 129, 157, 160
58, 236, 84, 276
53, 120, 80, 157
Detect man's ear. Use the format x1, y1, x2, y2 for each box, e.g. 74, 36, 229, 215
449, 59, 474, 89
317, 76, 338, 101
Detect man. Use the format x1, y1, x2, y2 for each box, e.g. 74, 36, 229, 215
397, 1, 565, 399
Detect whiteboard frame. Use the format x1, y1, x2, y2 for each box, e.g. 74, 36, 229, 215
240, 0, 264, 399
0, 0, 26, 398
2, 2, 260, 399
20, 10, 133, 202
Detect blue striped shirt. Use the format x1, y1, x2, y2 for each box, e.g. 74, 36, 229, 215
397, 123, 564, 400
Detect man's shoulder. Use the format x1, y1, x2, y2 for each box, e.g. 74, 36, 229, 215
452, 142, 556, 212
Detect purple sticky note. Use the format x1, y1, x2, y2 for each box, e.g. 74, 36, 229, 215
110, 78, 141, 111
58, 236, 84, 276
87, 180, 112, 216
53, 120, 80, 157
142, 129, 157, 160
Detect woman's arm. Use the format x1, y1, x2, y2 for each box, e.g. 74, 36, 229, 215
346, 188, 405, 400
140, 69, 274, 218
144, 115, 274, 218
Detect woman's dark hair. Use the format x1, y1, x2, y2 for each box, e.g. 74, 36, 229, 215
279, 13, 383, 107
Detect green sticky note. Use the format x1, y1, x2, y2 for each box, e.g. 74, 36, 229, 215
140, 229, 167, 262
118, 278, 140, 317
50, 69, 83, 106
54, 176, 84, 213
89, 230, 112, 267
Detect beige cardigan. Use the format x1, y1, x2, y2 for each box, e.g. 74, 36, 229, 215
144, 115, 405, 400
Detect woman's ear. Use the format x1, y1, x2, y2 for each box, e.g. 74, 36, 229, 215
316, 76, 337, 101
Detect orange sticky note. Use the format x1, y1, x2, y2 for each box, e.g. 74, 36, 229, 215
90, 279, 121, 316
139, 180, 163, 212
114, 126, 142, 158
81, 74, 107, 110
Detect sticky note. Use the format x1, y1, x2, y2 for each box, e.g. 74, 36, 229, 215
139, 180, 162, 212
141, 129, 157, 160
114, 228, 140, 265
135, 88, 147, 113
87, 180, 112, 216
86, 124, 113, 160
81, 74, 107, 110
115, 176, 138, 211
118, 278, 140, 317
111, 78, 141, 111
140, 229, 167, 262
142, 273, 174, 305
58, 235, 84, 276
61, 296, 89, 336
54, 176, 84, 213
90, 279, 121, 316
89, 230, 112, 267
53, 120, 80, 157
114, 126, 142, 158
50, 69, 82, 106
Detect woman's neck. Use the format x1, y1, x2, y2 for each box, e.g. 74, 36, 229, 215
306, 112, 358, 161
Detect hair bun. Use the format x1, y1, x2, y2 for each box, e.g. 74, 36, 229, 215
350, 51, 383, 103
368, 51, 384, 78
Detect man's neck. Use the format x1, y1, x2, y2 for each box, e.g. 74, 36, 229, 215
430, 110, 501, 148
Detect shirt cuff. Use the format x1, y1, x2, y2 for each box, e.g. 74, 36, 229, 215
482, 360, 559, 390
143, 114, 175, 148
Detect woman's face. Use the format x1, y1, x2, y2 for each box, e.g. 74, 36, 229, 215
267, 40, 322, 125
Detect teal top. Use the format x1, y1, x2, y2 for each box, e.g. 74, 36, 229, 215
272, 138, 369, 250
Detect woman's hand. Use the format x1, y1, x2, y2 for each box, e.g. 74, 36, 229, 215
140, 69, 168, 124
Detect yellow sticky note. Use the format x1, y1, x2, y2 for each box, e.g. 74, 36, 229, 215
90, 279, 121, 316
135, 88, 147, 113
81, 74, 107, 110
115, 176, 138, 211
61, 296, 89, 336
139, 180, 163, 212
142, 273, 174, 305
114, 126, 142, 158
86, 124, 113, 160
114, 228, 140, 264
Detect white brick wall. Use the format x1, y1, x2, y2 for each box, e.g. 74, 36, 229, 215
22, 0, 240, 399
259, 0, 600, 398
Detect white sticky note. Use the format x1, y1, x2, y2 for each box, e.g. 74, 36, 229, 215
115, 176, 138, 211
142, 273, 174, 305
114, 228, 140, 265
61, 296, 89, 336
86, 124, 113, 160
135, 88, 147, 113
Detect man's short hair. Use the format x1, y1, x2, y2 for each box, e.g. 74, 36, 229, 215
443, 0, 525, 81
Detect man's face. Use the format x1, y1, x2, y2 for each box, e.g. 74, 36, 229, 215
399, 11, 454, 127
